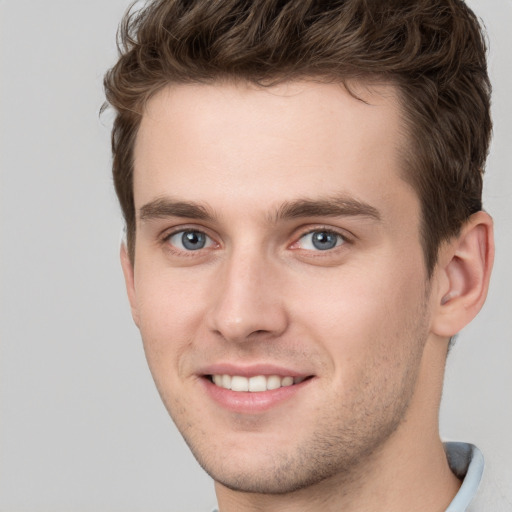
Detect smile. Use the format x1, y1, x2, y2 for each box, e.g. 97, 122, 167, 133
209, 374, 308, 392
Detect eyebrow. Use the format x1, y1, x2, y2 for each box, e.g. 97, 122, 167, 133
274, 196, 381, 222
139, 197, 215, 222
138, 195, 381, 223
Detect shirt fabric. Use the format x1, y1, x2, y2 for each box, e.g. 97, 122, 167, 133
210, 441, 486, 512
445, 442, 484, 511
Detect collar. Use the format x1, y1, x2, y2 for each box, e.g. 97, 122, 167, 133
445, 442, 484, 511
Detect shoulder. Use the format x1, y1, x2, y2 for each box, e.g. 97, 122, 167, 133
467, 454, 512, 512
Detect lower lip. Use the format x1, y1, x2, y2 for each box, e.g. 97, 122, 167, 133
201, 377, 313, 414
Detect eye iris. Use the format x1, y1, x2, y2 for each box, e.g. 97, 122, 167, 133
312, 231, 338, 250
182, 231, 206, 250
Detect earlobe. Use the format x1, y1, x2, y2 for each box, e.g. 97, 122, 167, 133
120, 243, 140, 327
431, 211, 494, 338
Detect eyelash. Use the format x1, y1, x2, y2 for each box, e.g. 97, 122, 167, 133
162, 227, 217, 254
291, 228, 348, 252
160, 226, 351, 255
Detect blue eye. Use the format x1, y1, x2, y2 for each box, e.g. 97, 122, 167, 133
167, 230, 214, 251
298, 230, 344, 251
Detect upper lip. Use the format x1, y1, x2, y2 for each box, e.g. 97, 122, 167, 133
198, 363, 313, 378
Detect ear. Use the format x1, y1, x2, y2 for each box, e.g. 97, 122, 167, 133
120, 243, 140, 327
431, 211, 494, 337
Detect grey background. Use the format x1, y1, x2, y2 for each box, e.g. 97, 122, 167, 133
0, 1, 510, 510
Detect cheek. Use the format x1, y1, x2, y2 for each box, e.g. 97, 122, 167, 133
290, 256, 429, 376
133, 268, 209, 372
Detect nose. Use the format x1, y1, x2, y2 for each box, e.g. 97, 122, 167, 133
206, 249, 289, 343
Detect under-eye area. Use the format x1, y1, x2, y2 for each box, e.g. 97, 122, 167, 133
206, 374, 314, 392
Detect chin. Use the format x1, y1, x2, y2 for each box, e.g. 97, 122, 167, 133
180, 426, 379, 496
199, 454, 338, 495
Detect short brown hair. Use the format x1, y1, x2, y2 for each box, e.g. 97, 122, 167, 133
104, 0, 491, 274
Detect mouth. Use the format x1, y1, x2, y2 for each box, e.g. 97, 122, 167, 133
206, 374, 312, 392
200, 368, 315, 413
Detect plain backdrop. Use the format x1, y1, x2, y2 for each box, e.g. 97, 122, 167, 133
1, 1, 511, 510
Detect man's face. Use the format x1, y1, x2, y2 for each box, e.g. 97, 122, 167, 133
125, 81, 436, 494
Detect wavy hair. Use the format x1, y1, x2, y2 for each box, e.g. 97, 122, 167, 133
104, 0, 491, 274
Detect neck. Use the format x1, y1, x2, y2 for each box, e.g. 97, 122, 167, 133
215, 338, 461, 512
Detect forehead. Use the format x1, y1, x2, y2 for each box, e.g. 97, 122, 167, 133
132, 80, 415, 223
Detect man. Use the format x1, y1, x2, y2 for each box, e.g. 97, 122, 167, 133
104, 1, 495, 510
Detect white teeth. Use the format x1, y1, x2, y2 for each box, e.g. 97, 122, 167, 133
281, 376, 294, 387
222, 374, 232, 389
266, 375, 282, 390
210, 374, 306, 392
248, 375, 267, 392
231, 376, 249, 392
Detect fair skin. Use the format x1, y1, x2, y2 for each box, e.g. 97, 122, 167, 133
121, 80, 493, 512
